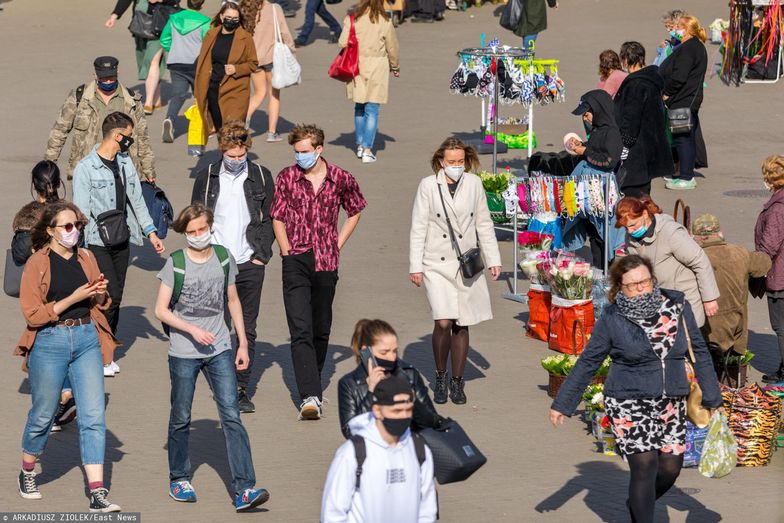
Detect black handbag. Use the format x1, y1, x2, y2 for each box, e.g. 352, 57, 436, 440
152, 4, 182, 38
128, 10, 155, 40
92, 167, 136, 248
437, 184, 485, 280
499, 0, 522, 32
667, 94, 696, 136
4, 248, 24, 298
418, 419, 487, 484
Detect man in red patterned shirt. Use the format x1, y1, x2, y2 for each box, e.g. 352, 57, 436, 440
271, 124, 367, 420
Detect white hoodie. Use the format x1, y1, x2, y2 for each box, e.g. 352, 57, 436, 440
321, 412, 438, 523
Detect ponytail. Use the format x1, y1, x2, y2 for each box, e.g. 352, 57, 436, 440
31, 160, 62, 203
680, 15, 707, 43
350, 319, 397, 364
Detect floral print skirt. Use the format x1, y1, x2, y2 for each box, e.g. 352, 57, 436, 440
604, 396, 687, 456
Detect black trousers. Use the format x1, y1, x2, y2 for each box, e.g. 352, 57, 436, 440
234, 261, 265, 390
89, 242, 130, 335
671, 113, 699, 181
207, 81, 223, 132
768, 296, 784, 371
281, 251, 338, 401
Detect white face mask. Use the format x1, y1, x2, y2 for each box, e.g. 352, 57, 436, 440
186, 230, 212, 251
57, 228, 80, 249
444, 165, 465, 181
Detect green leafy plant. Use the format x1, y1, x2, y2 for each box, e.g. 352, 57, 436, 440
582, 383, 605, 413
724, 351, 754, 366
541, 354, 611, 377
479, 170, 511, 194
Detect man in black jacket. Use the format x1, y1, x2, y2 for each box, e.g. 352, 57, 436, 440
191, 122, 274, 413
615, 41, 674, 197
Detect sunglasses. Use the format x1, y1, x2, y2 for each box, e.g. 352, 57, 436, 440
226, 132, 248, 142
55, 222, 84, 233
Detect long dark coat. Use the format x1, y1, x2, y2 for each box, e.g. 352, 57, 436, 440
514, 0, 558, 37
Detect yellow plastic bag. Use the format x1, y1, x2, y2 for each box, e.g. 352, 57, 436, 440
184, 104, 206, 146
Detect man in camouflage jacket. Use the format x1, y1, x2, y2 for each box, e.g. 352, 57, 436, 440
45, 56, 156, 181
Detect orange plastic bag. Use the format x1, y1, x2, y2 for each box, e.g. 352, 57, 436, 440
526, 285, 551, 342
548, 297, 595, 354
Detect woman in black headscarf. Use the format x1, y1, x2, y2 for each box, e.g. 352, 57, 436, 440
562, 89, 625, 268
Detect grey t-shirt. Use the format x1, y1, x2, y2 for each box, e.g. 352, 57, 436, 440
157, 249, 238, 359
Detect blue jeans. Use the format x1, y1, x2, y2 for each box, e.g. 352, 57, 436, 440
168, 351, 256, 495
354, 103, 380, 150
298, 0, 342, 41
523, 34, 538, 51
22, 324, 106, 464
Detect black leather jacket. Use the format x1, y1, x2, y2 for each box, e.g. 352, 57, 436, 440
191, 161, 275, 263
338, 358, 444, 439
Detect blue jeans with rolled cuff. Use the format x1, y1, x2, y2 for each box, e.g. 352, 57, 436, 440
354, 102, 380, 150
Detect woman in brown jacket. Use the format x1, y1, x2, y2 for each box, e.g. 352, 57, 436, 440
195, 1, 258, 137
15, 202, 121, 511
338, 0, 399, 164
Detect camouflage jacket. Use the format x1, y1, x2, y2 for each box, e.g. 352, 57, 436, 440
44, 81, 155, 180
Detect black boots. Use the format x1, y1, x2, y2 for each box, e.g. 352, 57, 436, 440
434, 371, 448, 404
449, 376, 466, 404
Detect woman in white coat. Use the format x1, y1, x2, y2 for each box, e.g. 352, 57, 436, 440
409, 138, 502, 405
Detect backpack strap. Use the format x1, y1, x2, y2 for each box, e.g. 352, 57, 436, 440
75, 84, 86, 106
350, 435, 366, 490
252, 162, 266, 187
168, 249, 187, 309
212, 244, 231, 297
412, 432, 426, 468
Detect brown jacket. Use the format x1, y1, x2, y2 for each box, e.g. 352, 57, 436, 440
16, 247, 119, 366
699, 238, 771, 353
195, 26, 258, 137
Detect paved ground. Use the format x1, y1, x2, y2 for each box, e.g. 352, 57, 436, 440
1, 0, 783, 521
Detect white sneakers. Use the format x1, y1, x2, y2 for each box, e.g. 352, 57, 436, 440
362, 151, 377, 164
298, 396, 322, 420
356, 144, 363, 159
103, 361, 120, 378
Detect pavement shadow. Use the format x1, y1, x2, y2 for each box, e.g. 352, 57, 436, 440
247, 112, 297, 138
129, 241, 167, 272
747, 330, 781, 374
401, 334, 490, 388
244, 342, 354, 407
114, 305, 168, 361
328, 131, 396, 154
535, 460, 722, 522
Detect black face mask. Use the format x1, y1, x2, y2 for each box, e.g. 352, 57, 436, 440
376, 358, 398, 374
117, 134, 134, 153
381, 417, 411, 438
222, 18, 240, 31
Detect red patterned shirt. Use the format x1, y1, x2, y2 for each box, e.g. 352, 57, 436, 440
270, 159, 367, 272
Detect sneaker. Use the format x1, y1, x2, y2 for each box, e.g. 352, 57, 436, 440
57, 398, 77, 426
50, 420, 62, 432
162, 118, 174, 143
356, 144, 364, 159
665, 178, 697, 190
238, 390, 256, 414
235, 488, 270, 511
362, 151, 377, 164
169, 480, 197, 502
449, 376, 467, 405
103, 365, 115, 378
283, 8, 296, 17
89, 487, 121, 513
18, 470, 42, 500
294, 37, 307, 47
266, 132, 282, 143
433, 371, 448, 404
329, 33, 340, 44
109, 361, 120, 374
298, 396, 322, 420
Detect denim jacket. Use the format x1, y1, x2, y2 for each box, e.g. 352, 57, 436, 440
73, 146, 156, 248
551, 289, 722, 416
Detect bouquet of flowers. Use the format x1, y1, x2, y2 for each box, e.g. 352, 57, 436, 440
479, 170, 511, 194
518, 231, 553, 252
582, 383, 605, 414
520, 249, 551, 285
539, 253, 594, 300
541, 354, 577, 376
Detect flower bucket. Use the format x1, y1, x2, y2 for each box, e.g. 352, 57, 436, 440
548, 297, 595, 354
526, 283, 551, 342
485, 192, 509, 224
547, 373, 606, 399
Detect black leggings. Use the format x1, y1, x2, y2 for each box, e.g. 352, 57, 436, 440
432, 320, 469, 377
626, 450, 683, 523
207, 82, 223, 132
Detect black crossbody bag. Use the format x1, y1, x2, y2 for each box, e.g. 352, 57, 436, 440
667, 94, 697, 136
93, 166, 137, 248
437, 184, 484, 280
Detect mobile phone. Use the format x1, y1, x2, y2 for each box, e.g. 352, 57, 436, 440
360, 347, 378, 370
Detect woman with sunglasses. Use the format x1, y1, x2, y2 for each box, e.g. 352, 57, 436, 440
14, 201, 121, 512
195, 1, 258, 137
615, 195, 719, 328
551, 254, 722, 523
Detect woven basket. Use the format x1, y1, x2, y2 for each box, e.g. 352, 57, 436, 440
547, 373, 606, 399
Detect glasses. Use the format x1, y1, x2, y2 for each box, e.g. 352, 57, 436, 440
225, 132, 248, 142
621, 277, 654, 291
55, 222, 84, 233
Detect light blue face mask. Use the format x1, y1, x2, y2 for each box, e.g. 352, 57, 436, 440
630, 225, 648, 239
295, 151, 319, 170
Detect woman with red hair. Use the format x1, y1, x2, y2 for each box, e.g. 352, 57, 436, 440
615, 195, 719, 326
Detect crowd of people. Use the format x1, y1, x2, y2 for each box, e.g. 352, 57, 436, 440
6, 1, 784, 521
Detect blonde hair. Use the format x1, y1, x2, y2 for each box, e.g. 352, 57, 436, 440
679, 15, 707, 43
217, 121, 252, 152
430, 138, 480, 174
763, 155, 784, 191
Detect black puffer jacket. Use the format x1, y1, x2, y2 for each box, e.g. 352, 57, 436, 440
338, 358, 445, 439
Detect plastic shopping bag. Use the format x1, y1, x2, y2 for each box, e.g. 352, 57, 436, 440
698, 411, 737, 478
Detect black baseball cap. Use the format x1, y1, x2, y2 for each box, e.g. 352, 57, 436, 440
372, 376, 414, 406
571, 99, 591, 116
94, 56, 119, 79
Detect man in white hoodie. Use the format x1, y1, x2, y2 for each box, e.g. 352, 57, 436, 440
321, 377, 438, 523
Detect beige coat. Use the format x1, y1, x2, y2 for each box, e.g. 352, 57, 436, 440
338, 14, 399, 104
626, 213, 720, 327
409, 172, 502, 326
251, 2, 295, 66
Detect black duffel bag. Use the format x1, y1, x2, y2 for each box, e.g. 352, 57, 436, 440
418, 419, 487, 484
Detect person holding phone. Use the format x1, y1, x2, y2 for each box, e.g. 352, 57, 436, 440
337, 319, 447, 439
15, 201, 121, 512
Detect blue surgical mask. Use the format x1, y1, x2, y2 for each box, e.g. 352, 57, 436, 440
669, 30, 684, 42
630, 226, 648, 239
295, 151, 319, 170
97, 79, 118, 93
223, 156, 247, 175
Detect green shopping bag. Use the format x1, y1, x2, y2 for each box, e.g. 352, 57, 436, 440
698, 411, 737, 478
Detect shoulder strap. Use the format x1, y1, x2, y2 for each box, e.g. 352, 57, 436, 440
350, 435, 366, 490
212, 244, 231, 295
169, 249, 187, 308
436, 184, 464, 258
253, 163, 266, 187
412, 432, 426, 468
682, 317, 696, 364
75, 84, 86, 105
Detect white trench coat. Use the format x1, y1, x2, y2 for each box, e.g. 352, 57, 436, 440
409, 171, 502, 326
